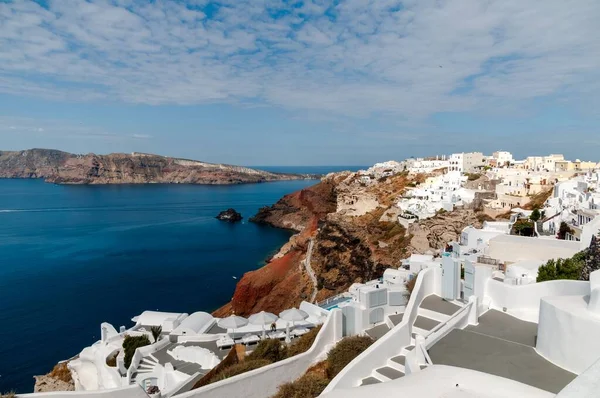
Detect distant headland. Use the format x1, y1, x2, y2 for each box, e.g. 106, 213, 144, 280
0, 149, 320, 185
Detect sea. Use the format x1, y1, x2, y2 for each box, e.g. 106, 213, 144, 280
0, 166, 365, 393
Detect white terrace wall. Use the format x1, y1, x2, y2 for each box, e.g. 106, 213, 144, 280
322, 266, 441, 392
485, 279, 590, 322
20, 385, 147, 398
557, 357, 600, 398
176, 308, 343, 398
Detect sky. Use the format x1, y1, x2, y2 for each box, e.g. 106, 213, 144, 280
0, 0, 599, 166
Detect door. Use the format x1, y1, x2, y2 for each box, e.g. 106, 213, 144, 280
369, 308, 384, 325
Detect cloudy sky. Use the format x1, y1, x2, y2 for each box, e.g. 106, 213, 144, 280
1, 0, 599, 166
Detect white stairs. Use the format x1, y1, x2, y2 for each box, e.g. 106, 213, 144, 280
131, 354, 159, 384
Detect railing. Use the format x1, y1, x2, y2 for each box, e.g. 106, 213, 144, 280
477, 255, 499, 266
317, 292, 351, 309
424, 301, 473, 349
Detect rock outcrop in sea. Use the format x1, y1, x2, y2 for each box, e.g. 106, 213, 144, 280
0, 149, 317, 185
216, 209, 243, 222
214, 170, 486, 317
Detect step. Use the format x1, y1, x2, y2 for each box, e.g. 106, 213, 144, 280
414, 315, 441, 331
360, 377, 382, 386
391, 355, 406, 366
417, 307, 450, 323
375, 366, 404, 381
420, 295, 461, 316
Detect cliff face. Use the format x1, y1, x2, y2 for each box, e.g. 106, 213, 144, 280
216, 170, 489, 317
0, 149, 314, 185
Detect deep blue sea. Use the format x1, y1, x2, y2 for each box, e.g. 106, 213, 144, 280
0, 166, 364, 393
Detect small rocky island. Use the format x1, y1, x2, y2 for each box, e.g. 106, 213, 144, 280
216, 208, 243, 222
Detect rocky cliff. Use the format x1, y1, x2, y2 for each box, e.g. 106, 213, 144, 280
215, 170, 488, 317
0, 149, 315, 185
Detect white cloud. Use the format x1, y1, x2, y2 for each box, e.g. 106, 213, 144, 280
0, 0, 599, 119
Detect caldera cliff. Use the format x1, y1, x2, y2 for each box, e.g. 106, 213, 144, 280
0, 149, 315, 185
214, 170, 487, 317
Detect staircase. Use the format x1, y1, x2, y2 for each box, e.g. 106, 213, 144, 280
131, 355, 160, 384
358, 295, 462, 387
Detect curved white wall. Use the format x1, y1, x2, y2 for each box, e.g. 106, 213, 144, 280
537, 296, 600, 374
485, 279, 589, 322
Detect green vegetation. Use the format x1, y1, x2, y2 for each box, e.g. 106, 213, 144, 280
537, 236, 600, 282
530, 208, 541, 222
151, 326, 162, 343
272, 373, 330, 398
123, 334, 151, 368
557, 221, 573, 240
580, 235, 600, 281
537, 255, 585, 282
512, 219, 534, 236
325, 336, 374, 379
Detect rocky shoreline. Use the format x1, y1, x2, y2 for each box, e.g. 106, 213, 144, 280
215, 170, 486, 317
0, 149, 318, 185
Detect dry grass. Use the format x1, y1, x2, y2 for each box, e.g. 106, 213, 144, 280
247, 339, 287, 363
524, 188, 553, 210
272, 373, 330, 398
48, 362, 73, 384
1, 392, 16, 398
326, 336, 374, 379
286, 326, 322, 358
405, 274, 418, 297
215, 359, 272, 381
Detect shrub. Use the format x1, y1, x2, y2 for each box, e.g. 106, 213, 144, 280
558, 222, 573, 240
48, 362, 72, 383
405, 274, 418, 297
580, 235, 600, 281
273, 373, 330, 398
537, 252, 586, 282
326, 336, 374, 379
106, 352, 118, 367
216, 359, 272, 381
123, 334, 151, 368
286, 326, 322, 358
247, 338, 287, 363
512, 219, 534, 236
1, 392, 16, 398
530, 208, 541, 222
151, 326, 162, 342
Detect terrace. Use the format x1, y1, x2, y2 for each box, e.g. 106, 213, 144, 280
429, 310, 576, 394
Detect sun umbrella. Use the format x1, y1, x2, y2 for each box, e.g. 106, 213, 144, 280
218, 315, 248, 339
248, 311, 278, 338
279, 308, 309, 323
279, 308, 309, 343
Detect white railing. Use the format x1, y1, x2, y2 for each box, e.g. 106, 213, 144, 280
317, 292, 351, 309
322, 266, 439, 392
424, 301, 472, 349
20, 385, 147, 398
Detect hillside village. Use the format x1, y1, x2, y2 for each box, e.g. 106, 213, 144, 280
19, 151, 600, 398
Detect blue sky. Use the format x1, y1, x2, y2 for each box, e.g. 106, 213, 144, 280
1, 0, 599, 166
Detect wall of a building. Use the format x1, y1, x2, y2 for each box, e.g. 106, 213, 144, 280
537, 295, 600, 374
485, 278, 590, 322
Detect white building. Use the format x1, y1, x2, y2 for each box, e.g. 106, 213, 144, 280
492, 151, 514, 167
448, 152, 485, 173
